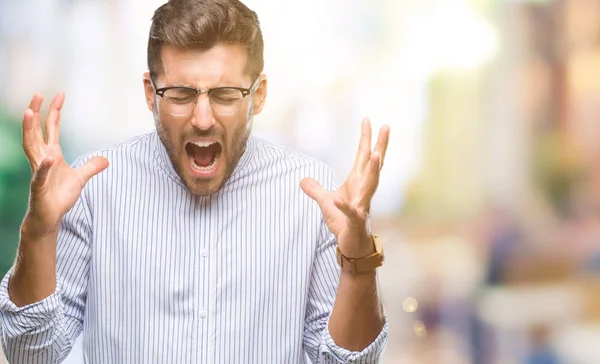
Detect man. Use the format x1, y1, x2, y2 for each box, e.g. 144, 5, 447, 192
0, 0, 390, 362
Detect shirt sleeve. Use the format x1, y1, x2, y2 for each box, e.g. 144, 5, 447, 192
0, 183, 93, 363
303, 223, 388, 364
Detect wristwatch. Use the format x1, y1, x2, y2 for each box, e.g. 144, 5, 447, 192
336, 234, 384, 274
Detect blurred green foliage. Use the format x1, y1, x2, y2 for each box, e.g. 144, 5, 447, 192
533, 131, 585, 217
0, 108, 30, 276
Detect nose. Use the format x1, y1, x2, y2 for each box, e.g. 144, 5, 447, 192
190, 94, 216, 130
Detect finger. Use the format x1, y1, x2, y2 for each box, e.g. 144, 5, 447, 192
27, 92, 44, 144
333, 197, 364, 223
31, 157, 55, 191
22, 108, 41, 165
374, 125, 390, 169
76, 156, 110, 186
357, 151, 382, 208
300, 178, 329, 209
352, 118, 372, 172
45, 92, 65, 145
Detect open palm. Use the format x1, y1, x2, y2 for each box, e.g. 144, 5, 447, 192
301, 119, 390, 258
22, 92, 109, 238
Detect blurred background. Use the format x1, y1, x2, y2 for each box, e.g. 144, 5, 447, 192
2, 0, 600, 362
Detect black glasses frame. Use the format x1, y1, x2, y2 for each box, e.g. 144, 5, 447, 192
150, 76, 261, 116
152, 76, 260, 100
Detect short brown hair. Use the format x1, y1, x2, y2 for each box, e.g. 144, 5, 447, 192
147, 0, 264, 81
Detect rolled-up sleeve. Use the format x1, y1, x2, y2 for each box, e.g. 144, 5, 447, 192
303, 221, 388, 363
0, 179, 93, 363
0, 274, 75, 362
320, 319, 388, 363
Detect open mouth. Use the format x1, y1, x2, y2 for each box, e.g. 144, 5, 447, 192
185, 141, 222, 172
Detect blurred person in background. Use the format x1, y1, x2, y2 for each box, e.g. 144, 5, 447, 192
0, 0, 391, 362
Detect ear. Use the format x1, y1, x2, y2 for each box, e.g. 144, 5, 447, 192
252, 74, 267, 115
143, 72, 155, 112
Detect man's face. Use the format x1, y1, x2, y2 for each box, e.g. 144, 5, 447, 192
144, 44, 267, 196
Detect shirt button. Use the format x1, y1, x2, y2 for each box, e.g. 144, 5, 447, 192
199, 309, 207, 318
200, 249, 208, 257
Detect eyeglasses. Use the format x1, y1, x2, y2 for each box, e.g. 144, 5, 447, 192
152, 77, 260, 117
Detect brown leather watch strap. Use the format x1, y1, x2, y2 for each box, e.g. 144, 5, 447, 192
336, 235, 384, 274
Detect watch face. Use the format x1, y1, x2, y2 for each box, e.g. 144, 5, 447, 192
373, 235, 384, 254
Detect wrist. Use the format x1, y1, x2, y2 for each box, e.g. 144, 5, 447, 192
338, 235, 375, 259
20, 214, 59, 243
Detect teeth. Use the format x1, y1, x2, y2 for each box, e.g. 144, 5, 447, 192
191, 141, 217, 147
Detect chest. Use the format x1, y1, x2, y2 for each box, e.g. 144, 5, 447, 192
88, 180, 321, 305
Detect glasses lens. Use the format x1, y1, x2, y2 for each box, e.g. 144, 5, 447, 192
210, 88, 244, 115
163, 88, 197, 116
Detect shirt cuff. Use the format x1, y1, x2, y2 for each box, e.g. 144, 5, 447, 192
320, 317, 389, 363
0, 270, 63, 337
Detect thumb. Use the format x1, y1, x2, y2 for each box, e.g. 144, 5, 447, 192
300, 178, 328, 207
31, 157, 55, 191
77, 156, 109, 185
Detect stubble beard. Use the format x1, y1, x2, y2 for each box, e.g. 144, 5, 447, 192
153, 101, 254, 196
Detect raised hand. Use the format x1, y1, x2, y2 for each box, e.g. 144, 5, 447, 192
21, 92, 109, 238
301, 118, 390, 258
